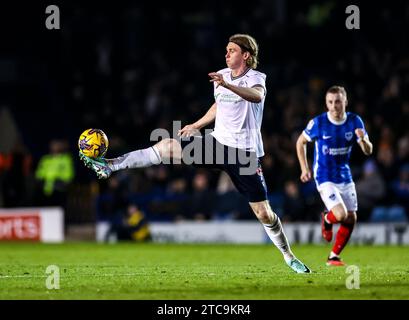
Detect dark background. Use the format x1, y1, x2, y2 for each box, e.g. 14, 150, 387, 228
0, 0, 408, 227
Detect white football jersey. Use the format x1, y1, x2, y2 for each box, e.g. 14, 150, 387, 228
210, 67, 267, 157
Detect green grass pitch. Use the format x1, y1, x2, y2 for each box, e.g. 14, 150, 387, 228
0, 243, 408, 300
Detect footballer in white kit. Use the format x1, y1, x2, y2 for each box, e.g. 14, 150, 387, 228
177, 66, 268, 204
211, 67, 266, 158
81, 34, 311, 274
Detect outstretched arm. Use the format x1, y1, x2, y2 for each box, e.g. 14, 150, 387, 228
355, 129, 373, 156
208, 72, 264, 103
296, 133, 312, 183
178, 103, 217, 137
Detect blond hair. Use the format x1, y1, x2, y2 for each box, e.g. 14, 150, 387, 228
229, 34, 259, 69
326, 85, 348, 100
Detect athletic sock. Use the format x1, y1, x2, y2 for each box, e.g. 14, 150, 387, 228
332, 223, 354, 255
325, 210, 338, 224
109, 146, 162, 171
329, 251, 339, 259
263, 217, 294, 262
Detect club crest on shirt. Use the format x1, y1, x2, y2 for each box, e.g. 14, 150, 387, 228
329, 194, 336, 201
345, 132, 353, 141
238, 80, 245, 87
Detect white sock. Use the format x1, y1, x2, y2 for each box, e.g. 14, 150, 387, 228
329, 251, 339, 259
108, 146, 161, 171
263, 217, 294, 262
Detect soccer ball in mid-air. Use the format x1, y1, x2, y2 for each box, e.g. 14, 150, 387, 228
78, 129, 109, 158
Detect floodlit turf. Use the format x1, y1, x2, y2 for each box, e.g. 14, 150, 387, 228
0, 243, 408, 300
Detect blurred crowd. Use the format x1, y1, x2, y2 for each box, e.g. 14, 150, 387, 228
1, 1, 409, 226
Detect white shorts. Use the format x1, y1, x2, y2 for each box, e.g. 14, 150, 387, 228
317, 182, 358, 212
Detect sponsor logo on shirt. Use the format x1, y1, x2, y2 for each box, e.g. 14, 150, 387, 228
217, 93, 242, 103
329, 146, 352, 155
322, 146, 352, 156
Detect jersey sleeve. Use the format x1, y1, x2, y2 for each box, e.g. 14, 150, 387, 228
354, 115, 368, 142
303, 118, 319, 142
247, 73, 266, 95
